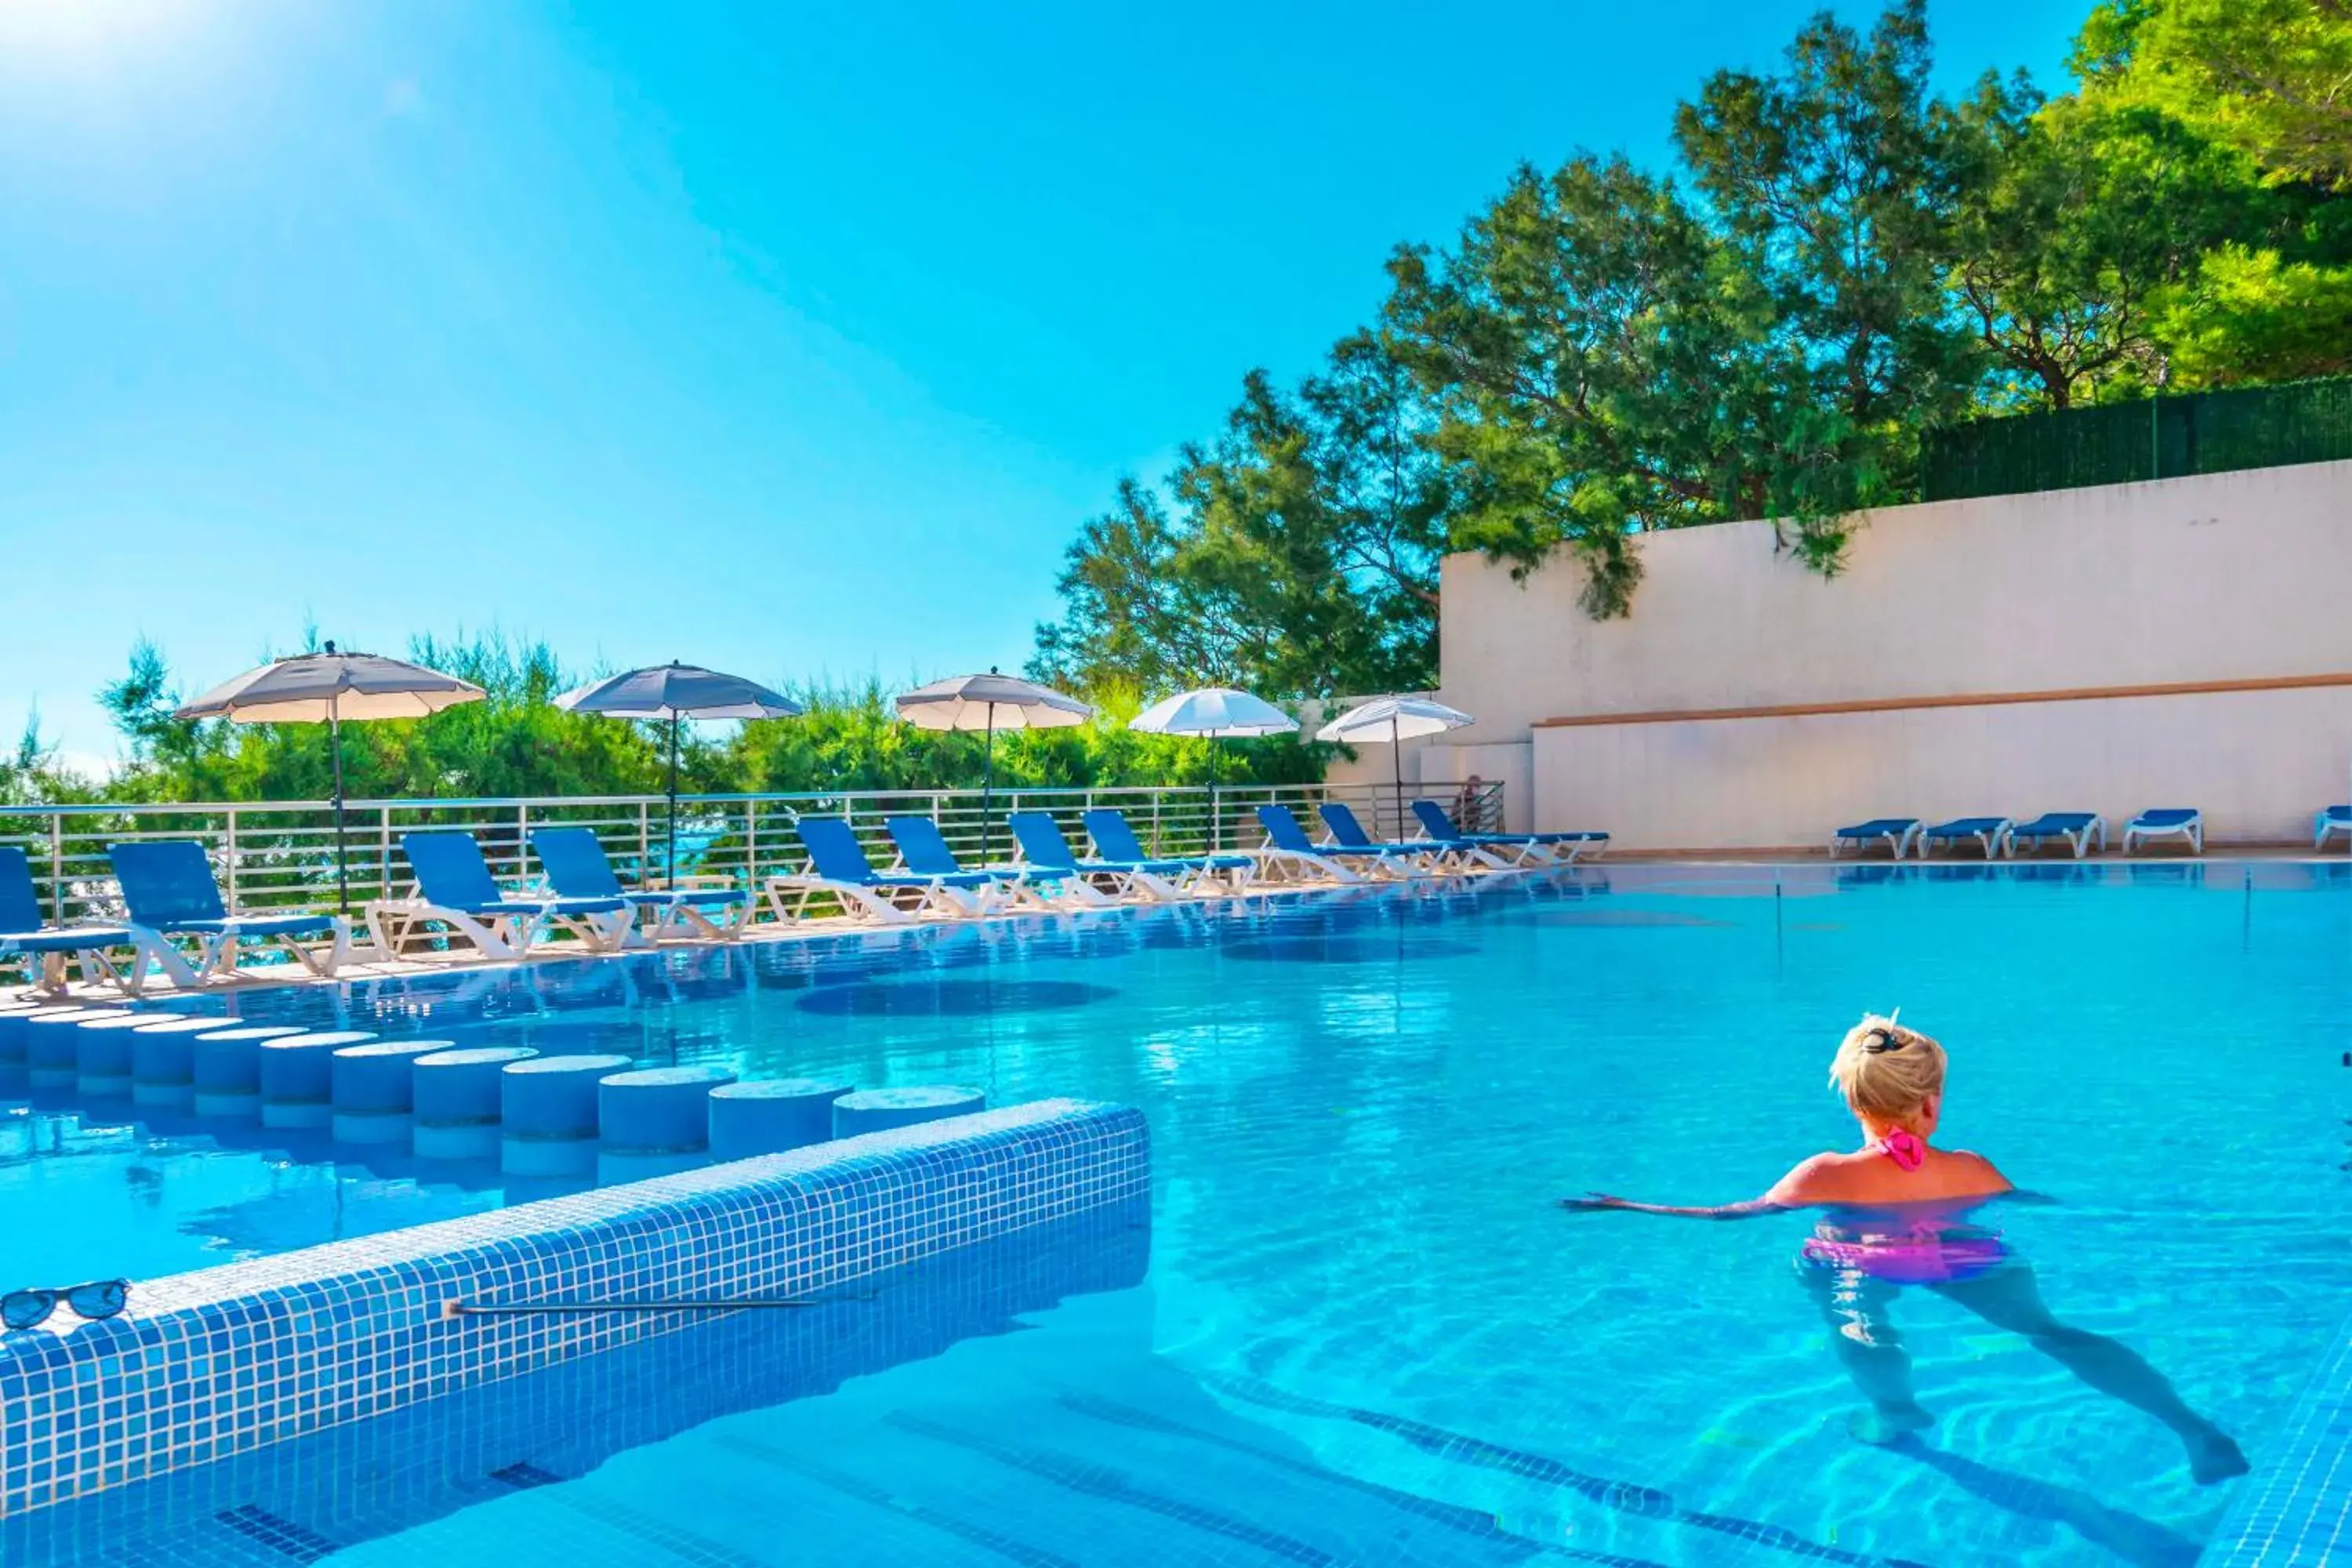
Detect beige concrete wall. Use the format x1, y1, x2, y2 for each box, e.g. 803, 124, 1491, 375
1537, 684, 2352, 851
1437, 459, 2352, 848
1442, 459, 2352, 737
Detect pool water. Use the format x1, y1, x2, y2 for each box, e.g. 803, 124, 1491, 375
11, 862, 2352, 1566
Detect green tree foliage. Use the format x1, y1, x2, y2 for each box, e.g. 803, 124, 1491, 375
2057, 0, 2352, 389
58, 635, 1322, 808
2080, 0, 2352, 191
1948, 93, 2276, 407
1032, 332, 1445, 691
1671, 0, 1994, 561
1381, 154, 1741, 614
1040, 0, 2352, 661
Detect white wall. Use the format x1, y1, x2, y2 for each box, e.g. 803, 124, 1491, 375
1437, 460, 2352, 848
1536, 684, 2352, 851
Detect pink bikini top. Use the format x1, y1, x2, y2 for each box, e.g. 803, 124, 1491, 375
1801, 1131, 2009, 1283
1877, 1129, 1926, 1171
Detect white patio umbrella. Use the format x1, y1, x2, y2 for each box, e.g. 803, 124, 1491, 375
895, 669, 1091, 861
1129, 688, 1298, 851
175, 641, 487, 913
1315, 696, 1475, 834
555, 662, 804, 887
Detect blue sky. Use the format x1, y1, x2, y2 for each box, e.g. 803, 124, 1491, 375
0, 0, 2080, 770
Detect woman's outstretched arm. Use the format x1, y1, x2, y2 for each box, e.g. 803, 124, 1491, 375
1558, 1193, 1786, 1220
1559, 1156, 1831, 1219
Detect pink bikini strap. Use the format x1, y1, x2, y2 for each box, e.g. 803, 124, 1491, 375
1878, 1129, 1926, 1171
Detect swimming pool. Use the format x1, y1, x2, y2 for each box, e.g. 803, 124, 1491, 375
9, 862, 2350, 1565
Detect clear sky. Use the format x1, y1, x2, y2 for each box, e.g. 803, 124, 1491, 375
0, 0, 2082, 771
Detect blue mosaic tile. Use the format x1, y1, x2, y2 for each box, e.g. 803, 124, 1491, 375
0, 1098, 1149, 1519
0, 1199, 1147, 1565
2201, 1303, 2352, 1567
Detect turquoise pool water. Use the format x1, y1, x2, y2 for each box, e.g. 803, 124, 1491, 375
8, 862, 2350, 1566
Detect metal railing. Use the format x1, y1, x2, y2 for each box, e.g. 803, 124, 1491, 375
0, 780, 1506, 924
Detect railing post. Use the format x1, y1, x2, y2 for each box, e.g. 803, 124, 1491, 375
742, 800, 757, 887
224, 807, 240, 913
48, 812, 64, 923
378, 808, 393, 903
517, 801, 529, 883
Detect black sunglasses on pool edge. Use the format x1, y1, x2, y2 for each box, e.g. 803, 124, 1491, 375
2, 1279, 129, 1331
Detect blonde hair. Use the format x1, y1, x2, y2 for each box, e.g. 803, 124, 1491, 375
1828, 1012, 1947, 1130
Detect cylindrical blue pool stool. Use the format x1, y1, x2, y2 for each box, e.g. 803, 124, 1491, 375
707, 1078, 852, 1161
412, 1046, 539, 1161
129, 1017, 235, 1109
69, 1012, 157, 1096
501, 1054, 632, 1177
332, 1040, 457, 1144
0, 1007, 90, 1065
257, 1031, 378, 1129
832, 1085, 985, 1138
191, 1026, 308, 1118
26, 1010, 127, 1087
597, 1065, 735, 1183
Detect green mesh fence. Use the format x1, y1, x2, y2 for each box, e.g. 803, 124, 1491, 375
1922, 376, 2352, 503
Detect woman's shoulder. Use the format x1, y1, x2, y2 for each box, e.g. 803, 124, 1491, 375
1930, 1146, 2014, 1193
1766, 1149, 1882, 1203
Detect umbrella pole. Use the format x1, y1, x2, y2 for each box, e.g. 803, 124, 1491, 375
666, 713, 681, 889
329, 700, 349, 915
1391, 715, 1406, 837
982, 704, 996, 864
1208, 734, 1221, 854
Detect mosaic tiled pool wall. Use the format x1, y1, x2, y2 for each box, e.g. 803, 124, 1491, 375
0, 1097, 1149, 1519
3, 1198, 1151, 1567
2200, 1303, 2352, 1568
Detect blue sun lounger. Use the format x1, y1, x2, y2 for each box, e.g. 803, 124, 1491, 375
884, 815, 1107, 909
1829, 818, 1921, 860
2122, 808, 2203, 855
530, 826, 751, 941
1253, 805, 1402, 882
2316, 806, 2350, 848
2006, 812, 2107, 859
1918, 817, 2014, 861
370, 831, 635, 960
1410, 800, 1609, 866
1, 846, 193, 996
1006, 811, 1189, 902
767, 816, 1002, 925
1083, 808, 1254, 895
111, 840, 350, 982
1319, 802, 1503, 873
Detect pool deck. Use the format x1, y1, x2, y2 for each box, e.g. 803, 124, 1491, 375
15, 848, 2348, 1009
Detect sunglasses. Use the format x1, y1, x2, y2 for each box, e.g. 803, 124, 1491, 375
2, 1279, 129, 1331
1864, 1026, 1906, 1054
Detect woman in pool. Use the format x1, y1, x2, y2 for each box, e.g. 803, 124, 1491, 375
1561, 1013, 2247, 1483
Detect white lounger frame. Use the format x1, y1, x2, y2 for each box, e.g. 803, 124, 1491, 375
2004, 816, 2107, 860
1246, 848, 1370, 886
764, 873, 1004, 927
636, 891, 753, 942
2122, 812, 2204, 855
550, 874, 754, 944
2316, 808, 2350, 849
1920, 818, 2014, 861
9, 924, 199, 997
175, 919, 352, 984
365, 895, 630, 962
1828, 822, 1922, 860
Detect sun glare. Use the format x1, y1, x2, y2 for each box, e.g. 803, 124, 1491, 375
0, 0, 212, 64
